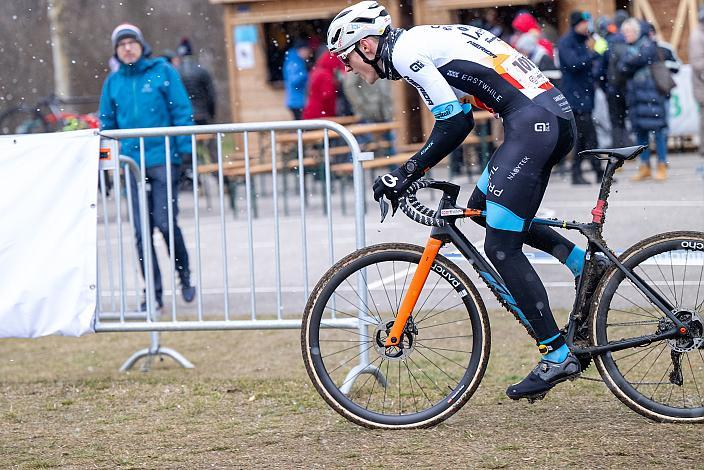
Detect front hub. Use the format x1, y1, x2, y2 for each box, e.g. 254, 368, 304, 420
374, 318, 417, 361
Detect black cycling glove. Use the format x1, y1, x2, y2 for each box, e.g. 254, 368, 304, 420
372, 159, 423, 203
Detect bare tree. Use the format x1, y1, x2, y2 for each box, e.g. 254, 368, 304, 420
47, 0, 70, 98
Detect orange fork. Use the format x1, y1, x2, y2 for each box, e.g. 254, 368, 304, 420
385, 238, 443, 347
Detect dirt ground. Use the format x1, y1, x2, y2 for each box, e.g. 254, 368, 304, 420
1, 311, 702, 469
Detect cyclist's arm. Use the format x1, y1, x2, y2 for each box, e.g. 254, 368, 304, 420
393, 53, 474, 177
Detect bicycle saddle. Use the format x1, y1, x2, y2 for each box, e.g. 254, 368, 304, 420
578, 145, 646, 161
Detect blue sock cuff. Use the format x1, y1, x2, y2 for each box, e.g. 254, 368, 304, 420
544, 344, 570, 363
566, 246, 586, 277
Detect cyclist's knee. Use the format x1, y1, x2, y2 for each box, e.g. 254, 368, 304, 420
484, 228, 524, 268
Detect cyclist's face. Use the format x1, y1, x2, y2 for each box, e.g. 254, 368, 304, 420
116, 38, 143, 65
343, 38, 379, 84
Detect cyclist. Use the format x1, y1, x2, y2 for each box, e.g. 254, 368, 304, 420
328, 1, 594, 401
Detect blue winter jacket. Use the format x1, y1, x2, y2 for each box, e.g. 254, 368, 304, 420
283, 49, 308, 109
99, 56, 194, 168
558, 29, 598, 113
619, 36, 668, 131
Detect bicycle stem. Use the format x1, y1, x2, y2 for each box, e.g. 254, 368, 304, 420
385, 237, 443, 347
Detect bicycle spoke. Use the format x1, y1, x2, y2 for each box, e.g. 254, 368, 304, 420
613, 289, 661, 320
407, 354, 446, 396
404, 359, 434, 408
413, 347, 460, 385
618, 342, 664, 381
606, 319, 660, 327
612, 343, 660, 363
415, 301, 468, 326
415, 342, 469, 369
680, 250, 689, 307
397, 360, 402, 416
418, 334, 473, 341
653, 257, 674, 300
412, 276, 443, 321
685, 353, 703, 407
417, 316, 471, 330
669, 251, 677, 307
695, 259, 703, 313
634, 343, 668, 393
635, 265, 675, 311
415, 288, 455, 325
326, 343, 375, 375
362, 268, 383, 321
364, 358, 383, 410
321, 341, 369, 359
381, 359, 390, 414
343, 278, 380, 322
650, 358, 672, 402
324, 304, 377, 327
343, 355, 383, 397
397, 262, 413, 317
606, 307, 661, 321
376, 263, 397, 319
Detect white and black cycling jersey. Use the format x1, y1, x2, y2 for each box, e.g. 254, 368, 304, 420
389, 25, 572, 120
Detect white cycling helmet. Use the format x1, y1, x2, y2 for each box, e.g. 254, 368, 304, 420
327, 1, 391, 56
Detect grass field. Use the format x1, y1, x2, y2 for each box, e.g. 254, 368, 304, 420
1, 311, 702, 469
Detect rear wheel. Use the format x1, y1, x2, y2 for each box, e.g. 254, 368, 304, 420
592, 231, 704, 422
302, 243, 490, 429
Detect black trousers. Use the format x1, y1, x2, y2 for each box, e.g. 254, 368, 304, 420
607, 91, 631, 148
572, 111, 603, 180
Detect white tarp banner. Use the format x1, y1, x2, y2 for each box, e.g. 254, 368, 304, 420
668, 64, 700, 137
0, 129, 99, 338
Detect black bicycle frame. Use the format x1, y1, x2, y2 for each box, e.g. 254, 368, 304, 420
424, 156, 685, 358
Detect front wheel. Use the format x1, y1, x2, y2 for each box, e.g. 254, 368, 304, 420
301, 243, 490, 429
592, 231, 704, 423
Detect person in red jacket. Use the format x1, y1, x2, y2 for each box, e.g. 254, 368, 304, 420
302, 50, 345, 119
511, 12, 554, 58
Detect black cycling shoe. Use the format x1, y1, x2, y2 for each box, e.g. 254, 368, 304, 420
506, 352, 582, 402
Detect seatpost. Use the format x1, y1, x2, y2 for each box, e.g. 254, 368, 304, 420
591, 156, 622, 227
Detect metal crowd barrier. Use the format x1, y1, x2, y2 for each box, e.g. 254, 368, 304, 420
97, 121, 373, 371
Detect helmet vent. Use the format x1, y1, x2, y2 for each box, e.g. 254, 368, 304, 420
352, 16, 375, 24
330, 29, 341, 44
332, 9, 352, 22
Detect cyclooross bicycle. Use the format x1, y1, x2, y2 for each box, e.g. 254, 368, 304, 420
301, 145, 704, 429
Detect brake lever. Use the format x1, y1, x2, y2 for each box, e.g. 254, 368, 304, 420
378, 197, 399, 223
379, 198, 389, 222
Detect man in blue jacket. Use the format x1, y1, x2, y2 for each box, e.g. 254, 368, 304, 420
99, 23, 196, 310
283, 40, 312, 119
558, 11, 604, 185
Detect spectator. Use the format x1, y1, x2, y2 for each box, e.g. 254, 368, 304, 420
620, 19, 671, 181
511, 12, 554, 58
283, 39, 312, 119
173, 38, 218, 187
690, 7, 704, 158
342, 71, 393, 124
302, 50, 344, 119
596, 14, 631, 148
342, 70, 395, 155
515, 33, 560, 87
483, 9, 504, 40
99, 23, 196, 310
558, 10, 603, 185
